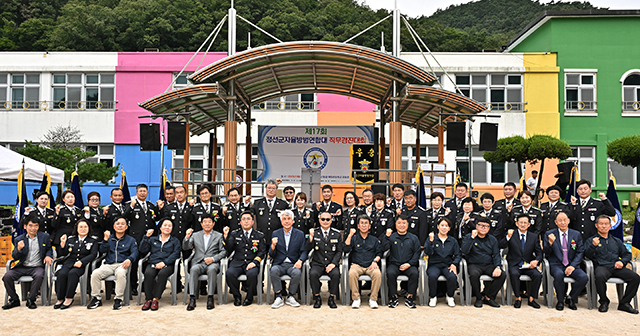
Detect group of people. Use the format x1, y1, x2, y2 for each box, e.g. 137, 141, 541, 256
2, 178, 638, 315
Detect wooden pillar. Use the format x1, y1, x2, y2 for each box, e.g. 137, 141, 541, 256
224, 120, 238, 193
209, 129, 217, 182
389, 121, 402, 183
183, 123, 190, 192
245, 109, 252, 196
438, 124, 444, 163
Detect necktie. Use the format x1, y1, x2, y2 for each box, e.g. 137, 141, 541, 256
562, 233, 569, 266
179, 204, 183, 212
41, 209, 45, 217
141, 202, 147, 212
324, 231, 328, 240
521, 233, 526, 251
236, 204, 239, 212
268, 199, 273, 210
205, 204, 209, 213
245, 231, 249, 241
581, 199, 587, 208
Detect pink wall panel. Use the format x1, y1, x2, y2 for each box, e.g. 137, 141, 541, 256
316, 93, 375, 113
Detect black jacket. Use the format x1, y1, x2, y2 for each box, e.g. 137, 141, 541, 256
401, 206, 428, 247
306, 227, 343, 268
508, 205, 543, 235
252, 197, 289, 241
85, 207, 108, 239
539, 200, 573, 233
493, 198, 521, 214
585, 233, 631, 269
344, 233, 382, 268
52, 205, 83, 246
370, 207, 395, 238
139, 234, 182, 266
313, 201, 343, 230
342, 206, 363, 233
425, 206, 448, 235
123, 199, 158, 243
105, 202, 126, 226
292, 207, 313, 235
58, 236, 99, 268
425, 235, 461, 267
161, 201, 193, 242
191, 201, 222, 232
570, 197, 616, 241
461, 233, 501, 268
476, 209, 504, 240
224, 228, 267, 268
501, 231, 542, 268
22, 207, 55, 236
381, 232, 421, 267
220, 202, 246, 232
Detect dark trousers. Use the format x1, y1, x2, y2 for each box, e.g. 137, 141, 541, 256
386, 264, 419, 298
594, 266, 640, 305
467, 263, 506, 300
508, 266, 542, 299
309, 264, 340, 296
130, 257, 139, 291
2, 266, 45, 301
226, 264, 259, 299
550, 265, 588, 301
427, 264, 457, 298
55, 264, 86, 300
143, 264, 175, 301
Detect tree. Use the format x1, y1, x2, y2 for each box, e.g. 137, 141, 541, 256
607, 135, 640, 168
483, 135, 528, 177
40, 123, 82, 149
527, 134, 572, 202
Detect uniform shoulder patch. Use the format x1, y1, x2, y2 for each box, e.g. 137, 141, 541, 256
417, 206, 426, 211
330, 227, 340, 233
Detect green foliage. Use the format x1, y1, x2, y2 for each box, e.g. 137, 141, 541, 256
16, 141, 119, 185
527, 134, 572, 163
483, 135, 528, 163
607, 135, 640, 168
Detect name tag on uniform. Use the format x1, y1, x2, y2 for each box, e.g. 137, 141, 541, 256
330, 239, 338, 243
588, 208, 597, 212
411, 216, 418, 220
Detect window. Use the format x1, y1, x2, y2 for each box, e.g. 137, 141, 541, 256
173, 144, 224, 182
0, 73, 40, 110
622, 73, 640, 112
565, 71, 597, 112
52, 73, 115, 110
456, 146, 521, 185
253, 94, 317, 111
455, 74, 523, 111
84, 144, 115, 167
173, 73, 192, 89
566, 147, 595, 184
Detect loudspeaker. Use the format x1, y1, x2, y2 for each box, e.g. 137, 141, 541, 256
140, 123, 161, 151
446, 122, 466, 150
167, 121, 187, 150
479, 122, 498, 152
556, 162, 574, 184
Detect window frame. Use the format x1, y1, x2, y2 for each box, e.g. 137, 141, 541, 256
51, 73, 116, 110
620, 70, 640, 115
564, 69, 597, 114
0, 73, 41, 110
455, 73, 523, 112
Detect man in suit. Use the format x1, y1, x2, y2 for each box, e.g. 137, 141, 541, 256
313, 184, 343, 229
501, 213, 542, 309
539, 185, 572, 233
22, 191, 55, 236
493, 182, 521, 215
183, 214, 226, 311
569, 179, 615, 241
307, 211, 343, 309
246, 179, 289, 241
221, 187, 245, 232
269, 210, 307, 308
2, 216, 53, 309
543, 211, 588, 310
223, 210, 267, 306
103, 188, 126, 227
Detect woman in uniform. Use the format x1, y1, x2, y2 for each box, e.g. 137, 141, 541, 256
52, 190, 83, 249
53, 218, 99, 309
424, 217, 460, 307
342, 191, 363, 232
292, 192, 312, 235
370, 193, 395, 238
509, 190, 543, 234
84, 191, 106, 239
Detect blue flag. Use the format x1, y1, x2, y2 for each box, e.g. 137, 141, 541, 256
13, 165, 28, 242
415, 166, 427, 209
70, 171, 84, 208
39, 170, 53, 208
632, 197, 640, 260
606, 176, 623, 241
120, 169, 131, 203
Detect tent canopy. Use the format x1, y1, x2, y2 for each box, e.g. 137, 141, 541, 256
0, 146, 65, 183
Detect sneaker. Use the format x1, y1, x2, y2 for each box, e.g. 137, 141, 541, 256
405, 297, 416, 309
113, 299, 123, 310
429, 297, 437, 307
388, 297, 399, 308
446, 296, 455, 307
87, 297, 102, 309
369, 300, 378, 309
271, 296, 284, 309
285, 296, 300, 307
352, 299, 361, 309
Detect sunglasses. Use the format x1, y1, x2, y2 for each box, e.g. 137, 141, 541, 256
319, 218, 332, 222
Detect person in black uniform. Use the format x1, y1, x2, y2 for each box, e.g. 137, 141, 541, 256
389, 184, 406, 212
223, 210, 267, 306
245, 179, 289, 242
508, 190, 543, 235
451, 197, 478, 244
425, 192, 450, 236
539, 185, 572, 233
53, 218, 98, 309
292, 192, 312, 236
163, 185, 176, 205
83, 191, 107, 239
399, 190, 427, 248
283, 186, 296, 210
570, 179, 616, 242
425, 218, 460, 307
123, 184, 158, 296
307, 211, 343, 309
493, 182, 521, 215
159, 185, 192, 243
220, 187, 246, 232
478, 193, 504, 239
360, 188, 374, 217
103, 188, 126, 227
370, 193, 395, 238
501, 213, 542, 309
22, 191, 55, 236
191, 185, 222, 232
462, 217, 505, 308
313, 184, 343, 229
342, 191, 363, 233
382, 215, 422, 309
53, 190, 84, 249
444, 182, 480, 219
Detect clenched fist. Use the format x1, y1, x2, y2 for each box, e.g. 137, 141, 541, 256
185, 228, 194, 239
156, 200, 164, 209
308, 228, 314, 240
103, 205, 109, 216
592, 237, 600, 246
386, 228, 392, 237
349, 228, 356, 236
60, 234, 68, 247
146, 229, 154, 237
548, 233, 556, 245
507, 229, 514, 239
17, 240, 25, 251
130, 198, 137, 208
103, 230, 111, 241
223, 226, 230, 237
429, 232, 434, 242
471, 230, 478, 239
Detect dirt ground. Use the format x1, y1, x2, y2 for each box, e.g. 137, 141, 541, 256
1, 267, 639, 336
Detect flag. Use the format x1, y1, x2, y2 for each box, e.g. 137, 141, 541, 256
120, 169, 131, 203
13, 162, 28, 242
519, 166, 526, 192
606, 172, 624, 241
415, 166, 427, 209
159, 169, 171, 201
39, 169, 53, 208
70, 170, 84, 209
453, 168, 461, 190
632, 197, 640, 260
564, 165, 579, 203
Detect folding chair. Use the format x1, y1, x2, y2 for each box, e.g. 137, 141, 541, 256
182, 252, 223, 305
380, 251, 424, 305
137, 252, 182, 306
91, 252, 132, 306
4, 251, 53, 306
463, 258, 506, 306
587, 260, 637, 310
543, 258, 593, 309
49, 249, 92, 306
266, 258, 306, 304
221, 252, 265, 305
343, 252, 387, 306
304, 249, 343, 305
424, 258, 465, 306
503, 257, 548, 306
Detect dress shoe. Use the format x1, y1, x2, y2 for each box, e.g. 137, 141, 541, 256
618, 303, 639, 314
112, 298, 123, 310
60, 300, 74, 310
474, 299, 483, 308
555, 301, 564, 311
483, 298, 500, 308
131, 288, 138, 296
327, 296, 337, 309
207, 296, 215, 310
566, 297, 577, 310
26, 298, 37, 309
142, 300, 152, 311
233, 296, 242, 306
150, 299, 159, 311
513, 299, 521, 309
313, 295, 322, 309
242, 298, 253, 306
87, 297, 102, 309
598, 302, 609, 313
2, 298, 20, 310
53, 302, 63, 309
528, 299, 540, 309
187, 298, 196, 311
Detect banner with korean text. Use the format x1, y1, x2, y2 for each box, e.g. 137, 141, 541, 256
257, 126, 374, 183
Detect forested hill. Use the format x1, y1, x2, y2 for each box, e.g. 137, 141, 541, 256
0, 0, 603, 52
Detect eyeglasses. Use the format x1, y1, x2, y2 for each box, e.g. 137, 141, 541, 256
89, 198, 100, 201
319, 218, 332, 222
476, 224, 490, 228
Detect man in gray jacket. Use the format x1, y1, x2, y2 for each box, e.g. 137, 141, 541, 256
183, 214, 226, 310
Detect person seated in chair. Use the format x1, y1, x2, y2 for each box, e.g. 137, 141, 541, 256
543, 211, 588, 311
501, 213, 542, 309
269, 210, 307, 309
585, 215, 639, 314
425, 217, 460, 307
381, 215, 421, 309
140, 218, 181, 311
345, 215, 382, 309
2, 216, 53, 310
53, 219, 98, 310
88, 217, 138, 310
307, 211, 343, 309
461, 217, 505, 308
184, 214, 226, 311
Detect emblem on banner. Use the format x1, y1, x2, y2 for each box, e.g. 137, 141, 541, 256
304, 147, 328, 170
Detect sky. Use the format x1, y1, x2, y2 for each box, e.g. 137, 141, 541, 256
361, 0, 640, 18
